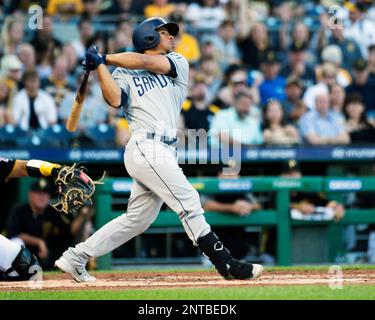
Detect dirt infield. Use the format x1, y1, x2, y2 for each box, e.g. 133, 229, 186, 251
1, 270, 375, 291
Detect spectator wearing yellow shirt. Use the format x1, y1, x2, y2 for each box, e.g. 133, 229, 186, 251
144, 0, 175, 19
47, 0, 84, 15
170, 12, 200, 64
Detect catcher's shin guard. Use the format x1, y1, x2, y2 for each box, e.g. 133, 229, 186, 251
3, 247, 40, 281
197, 231, 258, 280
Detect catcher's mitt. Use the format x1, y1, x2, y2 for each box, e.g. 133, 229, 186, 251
51, 163, 105, 215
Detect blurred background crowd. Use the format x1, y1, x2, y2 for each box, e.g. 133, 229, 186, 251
0, 0, 374, 149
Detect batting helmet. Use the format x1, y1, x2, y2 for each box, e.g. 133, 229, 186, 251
132, 17, 179, 53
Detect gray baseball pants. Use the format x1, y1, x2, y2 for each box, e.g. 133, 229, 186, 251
72, 132, 211, 258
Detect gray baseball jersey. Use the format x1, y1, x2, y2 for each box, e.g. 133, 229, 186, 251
112, 52, 189, 137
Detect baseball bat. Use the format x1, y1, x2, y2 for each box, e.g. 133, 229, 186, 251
66, 71, 90, 132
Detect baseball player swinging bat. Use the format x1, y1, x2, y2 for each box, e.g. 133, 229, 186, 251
54, 18, 263, 283
66, 71, 90, 132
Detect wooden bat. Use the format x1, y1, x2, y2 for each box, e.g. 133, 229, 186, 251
66, 71, 90, 132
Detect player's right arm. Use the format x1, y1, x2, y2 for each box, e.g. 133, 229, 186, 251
96, 52, 172, 108
96, 64, 122, 108
105, 52, 171, 76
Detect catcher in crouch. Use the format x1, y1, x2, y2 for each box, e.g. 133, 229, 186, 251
0, 157, 99, 281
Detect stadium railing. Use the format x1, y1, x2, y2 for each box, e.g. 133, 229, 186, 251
95, 176, 375, 269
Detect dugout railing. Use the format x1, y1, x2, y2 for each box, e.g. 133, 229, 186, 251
95, 176, 375, 269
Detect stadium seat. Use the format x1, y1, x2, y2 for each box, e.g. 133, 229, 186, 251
38, 124, 75, 149
83, 124, 116, 148
16, 131, 61, 148
0, 125, 28, 147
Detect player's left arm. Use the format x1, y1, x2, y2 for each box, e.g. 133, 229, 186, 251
6, 160, 61, 180
105, 52, 172, 75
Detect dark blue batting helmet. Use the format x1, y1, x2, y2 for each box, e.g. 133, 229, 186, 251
132, 17, 179, 53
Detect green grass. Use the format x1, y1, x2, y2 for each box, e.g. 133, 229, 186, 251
1, 285, 374, 300
1, 265, 374, 300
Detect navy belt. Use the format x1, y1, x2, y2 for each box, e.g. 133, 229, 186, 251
146, 132, 177, 145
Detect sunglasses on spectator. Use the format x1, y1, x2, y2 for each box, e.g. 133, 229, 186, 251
232, 80, 247, 86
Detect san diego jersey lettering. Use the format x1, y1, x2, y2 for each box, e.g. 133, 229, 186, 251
112, 52, 189, 137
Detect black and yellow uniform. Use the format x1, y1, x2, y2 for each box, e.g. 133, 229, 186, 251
181, 100, 219, 131
0, 157, 16, 182
6, 203, 73, 270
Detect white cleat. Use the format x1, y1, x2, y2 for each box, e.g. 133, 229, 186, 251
251, 264, 264, 279
55, 256, 96, 283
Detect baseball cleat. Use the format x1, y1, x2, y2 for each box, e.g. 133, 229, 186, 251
54, 256, 96, 283
251, 264, 264, 279
224, 259, 264, 280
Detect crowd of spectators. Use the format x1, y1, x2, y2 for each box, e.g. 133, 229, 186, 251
0, 0, 374, 149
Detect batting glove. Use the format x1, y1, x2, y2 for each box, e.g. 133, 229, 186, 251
81, 59, 96, 71
85, 45, 105, 69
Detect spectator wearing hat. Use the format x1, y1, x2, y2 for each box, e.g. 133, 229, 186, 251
344, 1, 375, 59
216, 66, 260, 109
47, 0, 84, 16
6, 179, 94, 269
282, 76, 307, 124
0, 54, 23, 118
259, 50, 286, 105
346, 58, 375, 119
170, 12, 201, 64
288, 21, 316, 65
203, 20, 241, 72
201, 165, 262, 260
326, 27, 363, 71
280, 42, 316, 89
263, 99, 300, 145
12, 69, 57, 131
280, 160, 345, 221
299, 92, 350, 145
318, 45, 352, 88
209, 91, 263, 147
6, 179, 67, 269
303, 62, 337, 111
179, 77, 220, 148
0, 54, 23, 92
